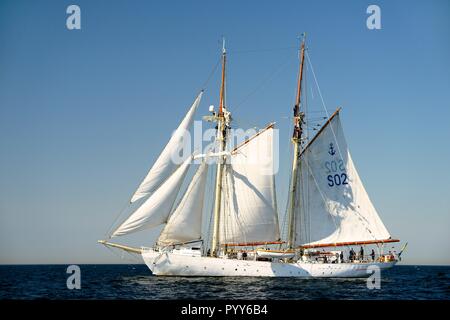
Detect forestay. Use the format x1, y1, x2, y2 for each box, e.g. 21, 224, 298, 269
130, 91, 203, 203
157, 162, 208, 245
112, 156, 192, 237
295, 111, 391, 247
219, 125, 280, 244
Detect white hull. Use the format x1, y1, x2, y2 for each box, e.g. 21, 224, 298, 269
142, 249, 396, 278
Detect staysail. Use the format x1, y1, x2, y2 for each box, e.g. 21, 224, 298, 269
130, 91, 203, 203
294, 110, 391, 247
219, 125, 280, 244
157, 162, 208, 245
112, 156, 192, 237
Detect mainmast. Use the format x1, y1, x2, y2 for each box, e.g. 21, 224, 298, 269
287, 34, 306, 249
210, 38, 228, 256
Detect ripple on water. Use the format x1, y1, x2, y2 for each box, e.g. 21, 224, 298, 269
0, 265, 449, 300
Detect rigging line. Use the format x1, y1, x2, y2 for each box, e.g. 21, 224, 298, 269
280, 140, 294, 245
225, 167, 235, 244
299, 156, 311, 245
305, 50, 345, 162
282, 99, 297, 244
106, 58, 220, 240
229, 164, 250, 247
272, 164, 281, 239
227, 46, 298, 54
237, 161, 260, 245
206, 143, 222, 246
225, 166, 236, 245
232, 55, 296, 112
124, 248, 142, 263
305, 58, 309, 143
200, 56, 222, 91
204, 164, 215, 252
302, 62, 311, 243
160, 162, 204, 243
105, 200, 134, 238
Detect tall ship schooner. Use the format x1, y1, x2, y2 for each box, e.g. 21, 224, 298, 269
99, 37, 403, 277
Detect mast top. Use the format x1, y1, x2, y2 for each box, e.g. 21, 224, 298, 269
218, 37, 227, 117
295, 33, 306, 108
222, 37, 226, 54
292, 33, 306, 141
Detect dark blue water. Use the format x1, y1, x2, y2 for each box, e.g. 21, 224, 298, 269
0, 265, 448, 300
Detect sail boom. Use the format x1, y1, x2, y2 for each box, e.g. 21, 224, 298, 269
300, 239, 400, 249
160, 239, 204, 247
98, 240, 142, 254
222, 241, 285, 247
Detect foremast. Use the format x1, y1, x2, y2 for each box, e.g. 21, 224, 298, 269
287, 35, 306, 249
211, 39, 228, 256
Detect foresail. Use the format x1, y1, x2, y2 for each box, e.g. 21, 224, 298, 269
157, 162, 208, 245
294, 111, 391, 247
219, 125, 280, 244
112, 156, 192, 237
130, 91, 203, 203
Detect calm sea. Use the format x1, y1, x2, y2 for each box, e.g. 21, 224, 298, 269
0, 265, 448, 300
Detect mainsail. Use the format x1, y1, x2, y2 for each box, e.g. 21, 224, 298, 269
157, 162, 208, 245
130, 91, 203, 203
112, 156, 192, 237
294, 110, 391, 247
219, 125, 280, 244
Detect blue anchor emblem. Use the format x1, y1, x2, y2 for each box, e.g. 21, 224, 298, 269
328, 143, 336, 156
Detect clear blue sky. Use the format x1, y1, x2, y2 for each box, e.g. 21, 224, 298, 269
1, 0, 449, 265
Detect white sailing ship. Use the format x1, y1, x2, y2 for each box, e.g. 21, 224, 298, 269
99, 37, 403, 277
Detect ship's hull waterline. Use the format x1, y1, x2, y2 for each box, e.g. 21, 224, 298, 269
142, 250, 396, 278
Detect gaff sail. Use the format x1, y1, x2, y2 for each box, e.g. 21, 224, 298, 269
219, 124, 281, 245
294, 111, 392, 248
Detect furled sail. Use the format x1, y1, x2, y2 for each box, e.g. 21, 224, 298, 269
219, 125, 280, 244
112, 156, 192, 237
294, 111, 391, 247
157, 162, 208, 245
130, 91, 203, 203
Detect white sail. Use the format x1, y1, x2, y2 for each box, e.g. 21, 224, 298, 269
112, 156, 192, 237
157, 162, 208, 245
130, 91, 203, 203
294, 111, 391, 247
219, 125, 280, 244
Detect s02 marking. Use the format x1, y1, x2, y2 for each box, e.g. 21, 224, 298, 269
327, 173, 348, 187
